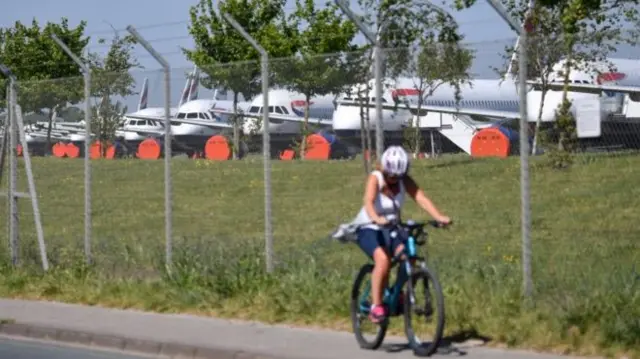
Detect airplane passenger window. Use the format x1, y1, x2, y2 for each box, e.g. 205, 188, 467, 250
136, 120, 145, 126
275, 107, 283, 114
187, 113, 198, 119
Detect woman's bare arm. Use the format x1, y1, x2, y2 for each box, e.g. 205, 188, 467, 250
403, 175, 449, 222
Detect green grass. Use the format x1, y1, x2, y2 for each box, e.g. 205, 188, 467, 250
0, 153, 638, 358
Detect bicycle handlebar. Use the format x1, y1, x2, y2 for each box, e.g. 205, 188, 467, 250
376, 218, 453, 246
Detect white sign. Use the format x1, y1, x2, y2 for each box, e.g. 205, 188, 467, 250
575, 98, 601, 138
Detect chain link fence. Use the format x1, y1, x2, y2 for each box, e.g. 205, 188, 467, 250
0, 28, 638, 352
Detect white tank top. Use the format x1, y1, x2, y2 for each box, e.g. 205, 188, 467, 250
353, 170, 406, 230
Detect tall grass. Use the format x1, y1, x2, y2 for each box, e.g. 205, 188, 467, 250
0, 154, 638, 358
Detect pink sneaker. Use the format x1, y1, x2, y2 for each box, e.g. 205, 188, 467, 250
369, 304, 387, 323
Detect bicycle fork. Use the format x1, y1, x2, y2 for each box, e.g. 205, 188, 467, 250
406, 261, 434, 319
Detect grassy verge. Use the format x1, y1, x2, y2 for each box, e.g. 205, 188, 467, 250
0, 153, 638, 358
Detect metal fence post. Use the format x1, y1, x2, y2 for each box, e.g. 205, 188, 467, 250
51, 34, 93, 265
220, 10, 273, 274
485, 0, 533, 301
335, 0, 384, 159
0, 64, 49, 271
126, 26, 173, 271
5, 74, 18, 266
14, 102, 49, 271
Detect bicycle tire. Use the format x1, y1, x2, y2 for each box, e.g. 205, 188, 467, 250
350, 263, 387, 350
403, 265, 445, 357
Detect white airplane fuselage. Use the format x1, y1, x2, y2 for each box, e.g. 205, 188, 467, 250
331, 57, 640, 134
242, 89, 337, 135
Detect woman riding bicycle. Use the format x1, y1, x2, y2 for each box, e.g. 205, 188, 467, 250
352, 145, 451, 323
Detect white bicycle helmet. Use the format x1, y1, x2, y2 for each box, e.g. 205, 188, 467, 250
380, 146, 410, 176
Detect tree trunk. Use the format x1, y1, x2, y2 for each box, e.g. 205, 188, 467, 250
531, 89, 547, 155
299, 94, 310, 160
360, 103, 369, 174
364, 84, 373, 167
45, 105, 59, 156
233, 92, 239, 160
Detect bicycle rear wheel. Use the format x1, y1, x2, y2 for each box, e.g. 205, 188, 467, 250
350, 263, 387, 350
403, 264, 445, 357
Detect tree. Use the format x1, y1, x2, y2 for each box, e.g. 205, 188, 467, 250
274, 0, 358, 158
553, 0, 639, 167
457, 0, 640, 166
0, 18, 89, 153
183, 0, 298, 159
495, 0, 639, 157
349, 0, 464, 164
402, 37, 474, 157
87, 31, 141, 156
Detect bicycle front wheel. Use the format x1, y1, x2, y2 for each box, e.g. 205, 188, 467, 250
350, 263, 387, 350
403, 264, 445, 357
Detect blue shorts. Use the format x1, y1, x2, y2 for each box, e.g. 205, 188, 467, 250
356, 228, 403, 258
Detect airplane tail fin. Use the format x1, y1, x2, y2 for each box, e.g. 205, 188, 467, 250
187, 66, 200, 101
178, 76, 192, 108
137, 77, 149, 111
503, 0, 534, 82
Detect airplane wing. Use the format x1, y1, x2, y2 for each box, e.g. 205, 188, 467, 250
527, 80, 640, 95
116, 128, 166, 136
170, 118, 234, 130
211, 108, 333, 127
124, 113, 234, 130
124, 113, 170, 122
337, 100, 521, 122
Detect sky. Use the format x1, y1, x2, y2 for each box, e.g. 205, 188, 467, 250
2, 0, 639, 110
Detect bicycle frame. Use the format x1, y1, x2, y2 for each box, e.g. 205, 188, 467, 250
358, 228, 426, 317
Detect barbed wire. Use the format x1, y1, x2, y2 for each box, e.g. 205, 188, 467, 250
83, 14, 502, 37
10, 36, 518, 72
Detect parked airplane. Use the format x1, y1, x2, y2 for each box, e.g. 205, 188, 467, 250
207, 89, 336, 135
115, 68, 200, 142
333, 57, 640, 153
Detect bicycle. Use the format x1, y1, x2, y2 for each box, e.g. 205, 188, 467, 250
349, 219, 449, 357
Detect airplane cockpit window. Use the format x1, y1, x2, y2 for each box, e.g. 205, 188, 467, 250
268, 106, 274, 113
209, 111, 221, 121
249, 106, 260, 113
281, 107, 290, 114
275, 107, 283, 114
177, 112, 186, 119
186, 112, 198, 119
198, 112, 208, 119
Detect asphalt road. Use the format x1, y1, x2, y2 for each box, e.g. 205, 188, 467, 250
0, 337, 154, 359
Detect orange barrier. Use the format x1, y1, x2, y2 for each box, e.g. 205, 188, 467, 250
137, 138, 162, 160
16, 144, 23, 157
304, 134, 331, 160
66, 143, 81, 158
90, 141, 116, 159
204, 135, 232, 160
52, 142, 67, 158
280, 149, 295, 160
470, 128, 510, 158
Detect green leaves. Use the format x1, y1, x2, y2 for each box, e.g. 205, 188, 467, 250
0, 19, 89, 114
184, 0, 295, 100
401, 39, 474, 154
87, 32, 140, 145
274, 0, 357, 98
